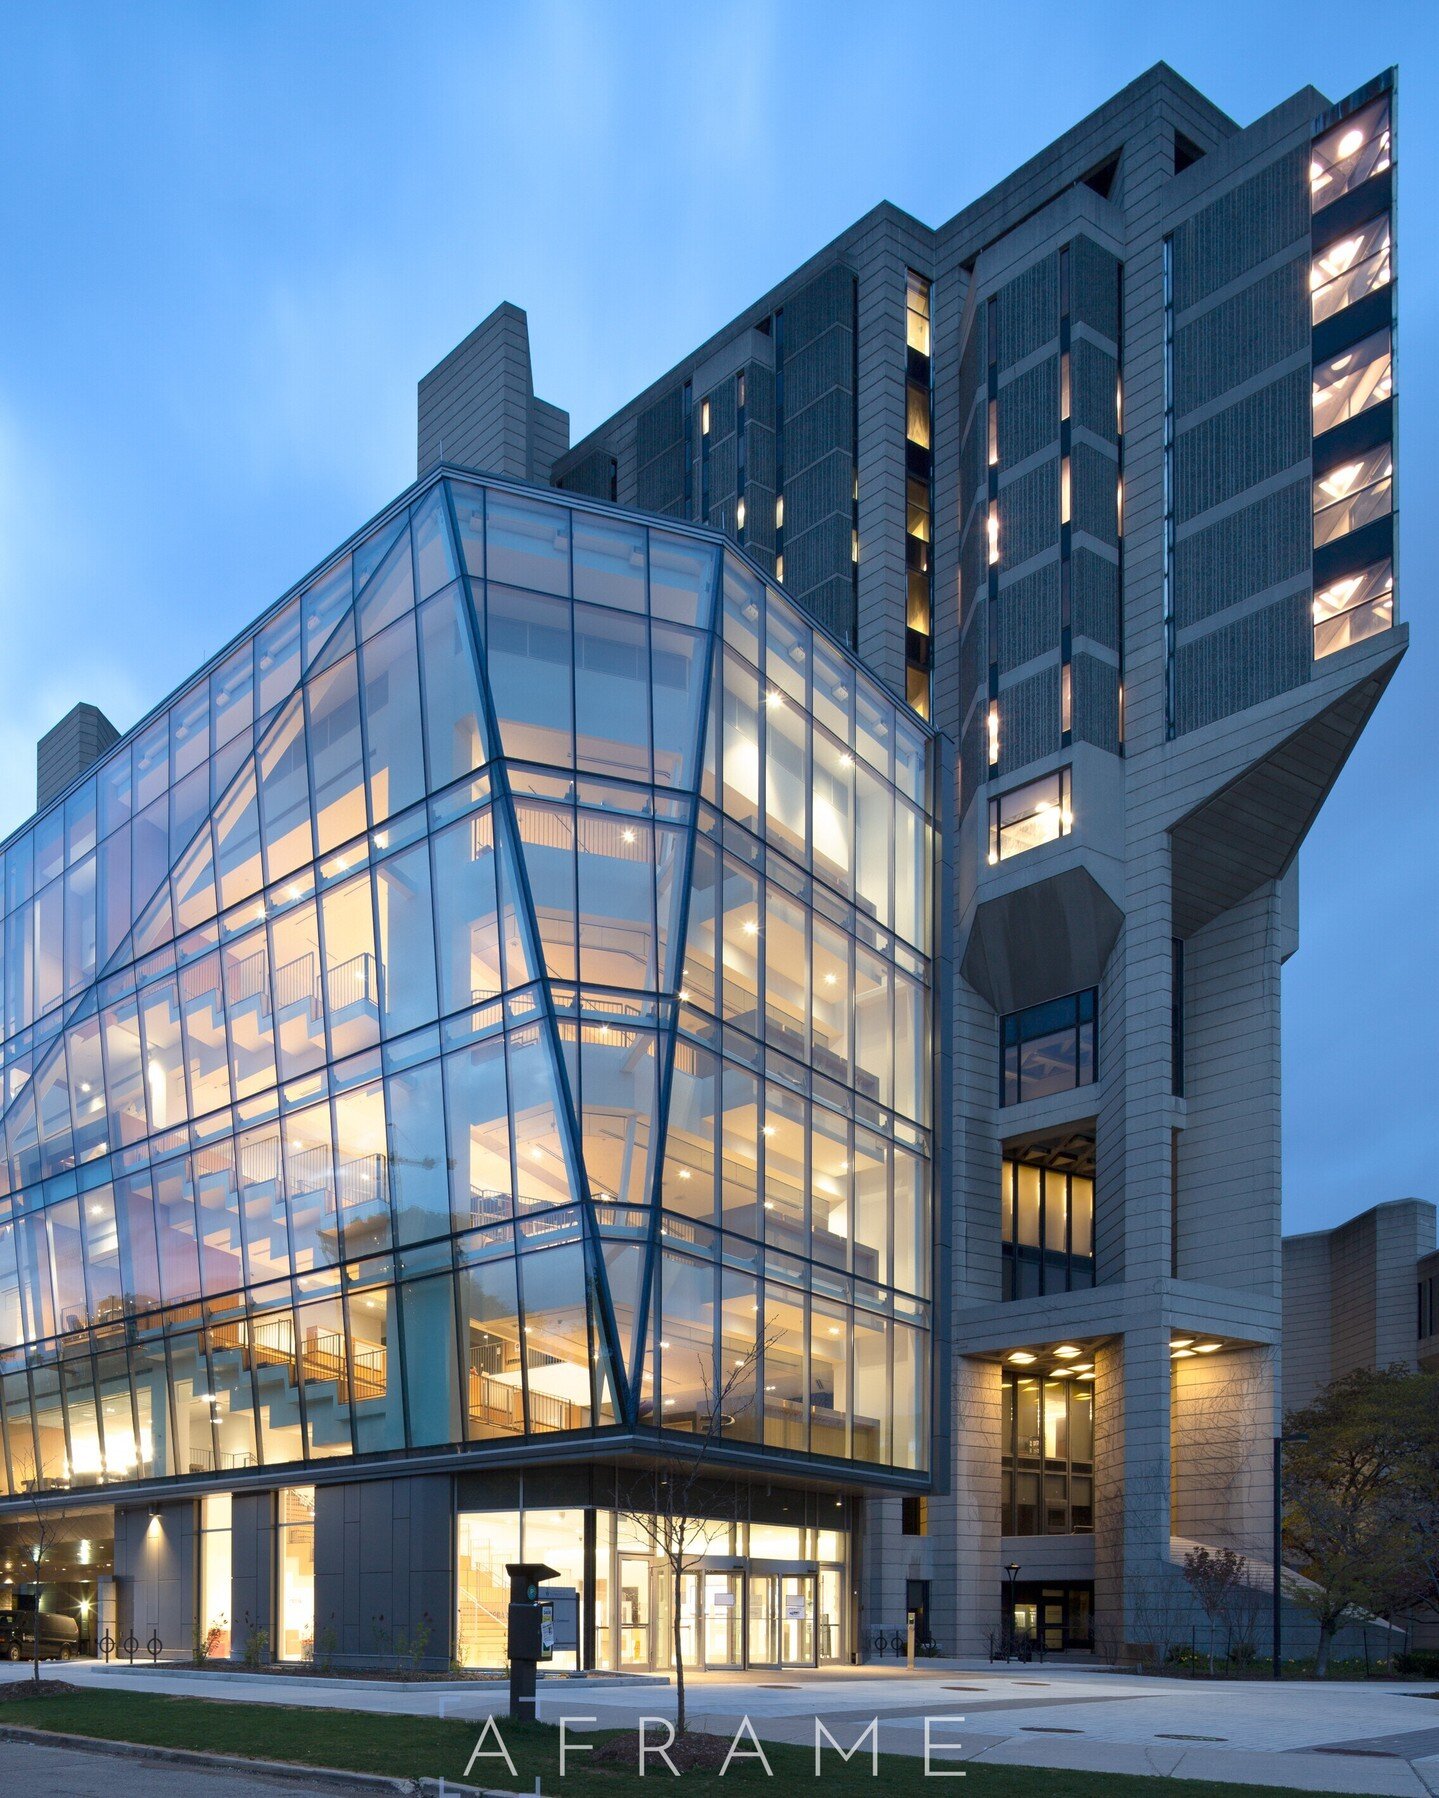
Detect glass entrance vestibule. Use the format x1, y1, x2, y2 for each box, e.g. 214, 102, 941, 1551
457, 1509, 850, 1671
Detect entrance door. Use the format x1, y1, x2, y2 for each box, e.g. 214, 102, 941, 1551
647, 1566, 744, 1672
747, 1574, 778, 1666
779, 1574, 816, 1665
652, 1569, 700, 1671
618, 1556, 651, 1668
817, 1567, 844, 1663
701, 1571, 742, 1668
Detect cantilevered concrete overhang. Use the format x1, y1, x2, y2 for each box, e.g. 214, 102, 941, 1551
960, 862, 1124, 1016
1163, 627, 1406, 937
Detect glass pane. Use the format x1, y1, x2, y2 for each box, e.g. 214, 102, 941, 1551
649, 533, 717, 628
574, 604, 651, 781
360, 615, 426, 822
401, 1272, 461, 1445
1310, 100, 1391, 211
486, 492, 570, 595
417, 588, 487, 789
1311, 214, 1390, 325
305, 655, 367, 854
1312, 329, 1392, 437
486, 587, 574, 767
574, 512, 645, 612
577, 812, 654, 989
519, 1244, 592, 1431
460, 1255, 524, 1439
1313, 444, 1392, 548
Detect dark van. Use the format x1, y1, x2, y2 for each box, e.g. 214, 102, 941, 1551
0, 1610, 81, 1661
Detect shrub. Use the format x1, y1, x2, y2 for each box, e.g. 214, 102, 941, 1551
240, 1612, 269, 1670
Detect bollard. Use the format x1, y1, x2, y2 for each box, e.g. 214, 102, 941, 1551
148, 1630, 163, 1665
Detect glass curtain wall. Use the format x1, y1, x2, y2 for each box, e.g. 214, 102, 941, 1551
0, 475, 934, 1499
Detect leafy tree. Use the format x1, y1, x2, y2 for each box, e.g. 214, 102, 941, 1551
1282, 1366, 1438, 1675
1181, 1545, 1249, 1671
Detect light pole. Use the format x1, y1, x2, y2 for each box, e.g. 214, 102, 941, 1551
1005, 1562, 1021, 1654
1272, 1432, 1308, 1680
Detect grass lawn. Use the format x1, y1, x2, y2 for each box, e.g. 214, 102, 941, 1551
0, 1688, 1359, 1797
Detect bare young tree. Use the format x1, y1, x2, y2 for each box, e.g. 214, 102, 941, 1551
618, 1329, 778, 1738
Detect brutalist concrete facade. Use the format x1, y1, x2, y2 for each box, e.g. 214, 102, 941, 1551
1283, 1199, 1437, 1412
428, 62, 1404, 1659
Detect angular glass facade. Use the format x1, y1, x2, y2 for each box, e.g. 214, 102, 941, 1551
0, 473, 934, 1498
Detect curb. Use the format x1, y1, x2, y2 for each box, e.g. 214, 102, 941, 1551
0, 1722, 413, 1791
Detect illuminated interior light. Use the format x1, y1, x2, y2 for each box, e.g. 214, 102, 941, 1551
1170, 1337, 1195, 1350
986, 703, 1000, 766
1053, 1345, 1081, 1358
146, 1058, 167, 1129
1194, 1342, 1223, 1353
1007, 1351, 1037, 1365
1338, 126, 1365, 159
736, 498, 746, 531
621, 828, 635, 843
1319, 462, 1364, 500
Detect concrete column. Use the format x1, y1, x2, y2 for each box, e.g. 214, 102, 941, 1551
1171, 1343, 1274, 1560
113, 1498, 196, 1661
1094, 1320, 1176, 1657
930, 1354, 1003, 1656
230, 1489, 275, 1662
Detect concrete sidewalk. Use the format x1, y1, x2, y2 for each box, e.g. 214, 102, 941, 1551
4, 1658, 1439, 1791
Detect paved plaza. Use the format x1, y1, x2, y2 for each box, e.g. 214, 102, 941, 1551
3, 1659, 1439, 1792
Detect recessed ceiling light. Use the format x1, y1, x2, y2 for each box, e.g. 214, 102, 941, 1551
1008, 1351, 1036, 1366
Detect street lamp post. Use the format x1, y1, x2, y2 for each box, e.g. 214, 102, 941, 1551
1272, 1432, 1308, 1680
1005, 1561, 1021, 1657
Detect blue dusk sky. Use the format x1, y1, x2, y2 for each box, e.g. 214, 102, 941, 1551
0, 2, 1433, 1233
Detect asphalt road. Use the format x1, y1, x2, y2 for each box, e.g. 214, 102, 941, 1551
0, 1738, 381, 1796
